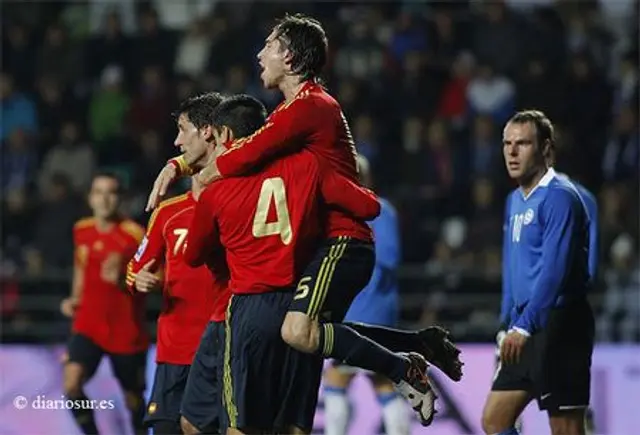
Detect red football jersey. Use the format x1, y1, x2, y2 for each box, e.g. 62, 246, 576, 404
216, 80, 374, 241
184, 149, 379, 294
72, 217, 148, 354
126, 193, 230, 365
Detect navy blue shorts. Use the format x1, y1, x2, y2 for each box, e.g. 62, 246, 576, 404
144, 363, 190, 426
288, 237, 375, 322
67, 333, 147, 393
223, 292, 323, 433
181, 321, 224, 433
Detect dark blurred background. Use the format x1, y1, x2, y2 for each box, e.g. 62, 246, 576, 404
1, 0, 638, 344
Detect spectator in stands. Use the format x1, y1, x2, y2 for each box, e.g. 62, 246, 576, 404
0, 72, 38, 142
39, 120, 95, 194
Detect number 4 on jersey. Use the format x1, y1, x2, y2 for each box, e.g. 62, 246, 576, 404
252, 177, 293, 245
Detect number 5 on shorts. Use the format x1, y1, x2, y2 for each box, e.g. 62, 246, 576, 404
252, 177, 293, 245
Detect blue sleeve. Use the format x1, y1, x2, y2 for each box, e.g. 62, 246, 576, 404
586, 197, 599, 282
372, 200, 400, 271
513, 189, 583, 334
500, 193, 514, 327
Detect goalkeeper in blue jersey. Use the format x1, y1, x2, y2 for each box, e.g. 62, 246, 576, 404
482, 110, 595, 435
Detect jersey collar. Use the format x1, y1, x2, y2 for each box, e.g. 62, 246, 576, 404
520, 167, 556, 200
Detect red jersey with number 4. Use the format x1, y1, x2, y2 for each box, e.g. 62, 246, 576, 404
215, 81, 374, 242
126, 193, 230, 365
73, 218, 148, 354
184, 149, 379, 294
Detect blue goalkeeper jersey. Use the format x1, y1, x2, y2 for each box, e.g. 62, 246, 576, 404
344, 197, 400, 327
499, 168, 590, 335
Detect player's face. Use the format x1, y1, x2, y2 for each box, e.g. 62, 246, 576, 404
502, 121, 546, 182
89, 176, 120, 219
257, 30, 289, 89
175, 113, 210, 167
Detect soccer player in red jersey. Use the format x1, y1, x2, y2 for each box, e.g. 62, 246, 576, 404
183, 95, 383, 435
125, 176, 230, 434
60, 172, 147, 435
146, 15, 462, 426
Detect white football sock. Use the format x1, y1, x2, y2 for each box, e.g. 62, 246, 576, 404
378, 392, 410, 435
324, 387, 350, 435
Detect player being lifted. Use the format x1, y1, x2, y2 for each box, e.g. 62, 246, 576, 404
483, 110, 594, 435
60, 172, 147, 435
147, 14, 462, 426
183, 94, 381, 434
125, 92, 231, 435
324, 154, 410, 435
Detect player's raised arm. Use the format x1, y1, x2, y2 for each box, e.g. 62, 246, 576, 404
183, 188, 221, 268
212, 97, 317, 179
125, 208, 165, 293
512, 189, 584, 335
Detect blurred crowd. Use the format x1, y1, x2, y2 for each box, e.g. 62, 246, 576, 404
1, 0, 638, 342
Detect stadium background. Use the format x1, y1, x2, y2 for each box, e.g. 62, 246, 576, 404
1, 0, 638, 434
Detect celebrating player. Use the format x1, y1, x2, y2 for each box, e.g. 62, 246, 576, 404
323, 154, 410, 435
483, 110, 594, 435
60, 172, 147, 435
183, 94, 382, 435
147, 14, 462, 426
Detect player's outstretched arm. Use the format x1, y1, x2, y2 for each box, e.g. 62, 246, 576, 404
512, 189, 583, 335
212, 98, 316, 180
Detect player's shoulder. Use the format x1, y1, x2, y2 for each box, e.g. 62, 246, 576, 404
287, 83, 338, 113
119, 218, 145, 242
157, 193, 192, 215
73, 217, 95, 234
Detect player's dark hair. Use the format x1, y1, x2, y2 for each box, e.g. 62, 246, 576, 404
508, 109, 555, 159
173, 92, 224, 129
273, 13, 328, 81
212, 94, 267, 138
91, 170, 124, 194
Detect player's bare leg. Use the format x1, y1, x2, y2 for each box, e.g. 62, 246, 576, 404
281, 312, 436, 426
548, 409, 587, 435
63, 362, 99, 434
482, 390, 531, 434
323, 367, 355, 435
181, 416, 201, 434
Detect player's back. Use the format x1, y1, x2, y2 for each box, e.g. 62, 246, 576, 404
206, 149, 324, 294
284, 82, 370, 240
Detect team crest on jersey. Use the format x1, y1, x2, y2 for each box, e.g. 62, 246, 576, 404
134, 236, 148, 261
524, 208, 535, 225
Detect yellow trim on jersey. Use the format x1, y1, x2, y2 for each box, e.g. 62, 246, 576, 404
146, 193, 189, 233
125, 261, 136, 287
223, 296, 238, 427
120, 220, 145, 243
74, 217, 95, 230
307, 236, 349, 319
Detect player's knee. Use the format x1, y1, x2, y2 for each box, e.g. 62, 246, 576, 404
281, 312, 317, 353
549, 409, 586, 435
180, 416, 201, 435
481, 403, 509, 434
